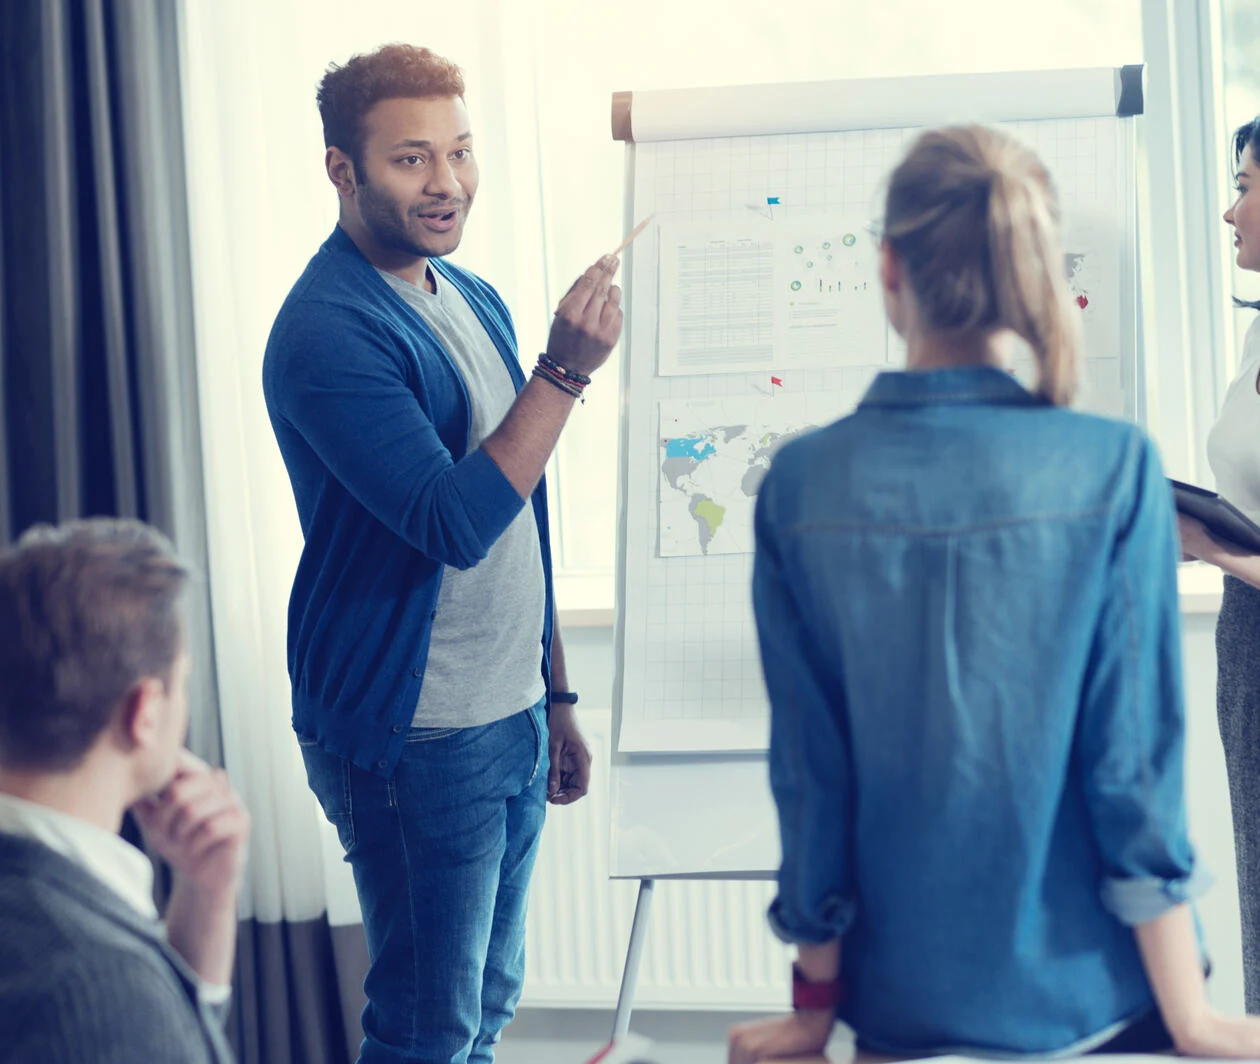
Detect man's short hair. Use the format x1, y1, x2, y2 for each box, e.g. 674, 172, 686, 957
0, 519, 189, 771
316, 43, 465, 181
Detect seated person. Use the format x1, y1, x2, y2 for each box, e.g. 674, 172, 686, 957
0, 518, 248, 1063
730, 125, 1260, 1061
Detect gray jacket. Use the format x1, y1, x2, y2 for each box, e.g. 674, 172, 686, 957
0, 833, 235, 1063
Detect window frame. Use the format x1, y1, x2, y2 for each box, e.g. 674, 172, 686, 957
1138, 0, 1235, 484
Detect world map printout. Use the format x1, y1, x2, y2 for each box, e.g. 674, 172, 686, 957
657, 394, 841, 557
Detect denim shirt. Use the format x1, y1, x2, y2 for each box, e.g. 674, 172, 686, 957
753, 367, 1209, 1057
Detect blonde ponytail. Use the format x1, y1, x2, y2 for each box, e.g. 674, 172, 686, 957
883, 126, 1081, 406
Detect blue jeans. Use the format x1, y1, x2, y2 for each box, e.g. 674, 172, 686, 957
299, 699, 549, 1064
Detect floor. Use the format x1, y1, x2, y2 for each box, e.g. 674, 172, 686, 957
496, 1008, 855, 1064
496, 1008, 762, 1064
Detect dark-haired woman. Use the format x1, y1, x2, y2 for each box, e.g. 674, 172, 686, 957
1180, 115, 1260, 1014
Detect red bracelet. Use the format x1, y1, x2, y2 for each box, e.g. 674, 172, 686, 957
534, 362, 583, 393
531, 364, 584, 401
791, 962, 844, 1011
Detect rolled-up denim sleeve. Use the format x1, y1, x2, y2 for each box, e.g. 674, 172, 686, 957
1076, 433, 1212, 926
753, 470, 857, 945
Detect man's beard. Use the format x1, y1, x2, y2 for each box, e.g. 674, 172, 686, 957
357, 179, 465, 259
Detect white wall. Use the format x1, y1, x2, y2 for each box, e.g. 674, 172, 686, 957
1183, 608, 1245, 1011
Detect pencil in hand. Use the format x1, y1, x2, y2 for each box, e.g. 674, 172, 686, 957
610, 215, 653, 258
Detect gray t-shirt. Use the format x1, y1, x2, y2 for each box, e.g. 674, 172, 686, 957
378, 267, 546, 728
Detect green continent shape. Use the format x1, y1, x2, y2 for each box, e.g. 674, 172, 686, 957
694, 498, 725, 530
690, 497, 727, 553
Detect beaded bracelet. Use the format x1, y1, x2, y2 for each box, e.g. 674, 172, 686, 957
532, 364, 585, 401
534, 360, 584, 391
538, 354, 592, 387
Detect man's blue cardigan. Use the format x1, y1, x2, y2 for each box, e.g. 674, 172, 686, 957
262, 226, 554, 775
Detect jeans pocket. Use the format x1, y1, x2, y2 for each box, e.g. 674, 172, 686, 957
404, 726, 462, 744
298, 741, 356, 854
527, 698, 549, 785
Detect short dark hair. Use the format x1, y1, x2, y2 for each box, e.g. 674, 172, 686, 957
316, 43, 465, 180
0, 519, 189, 771
1234, 116, 1260, 174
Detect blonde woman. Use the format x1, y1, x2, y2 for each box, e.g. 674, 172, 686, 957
729, 125, 1260, 1061
1180, 115, 1260, 1014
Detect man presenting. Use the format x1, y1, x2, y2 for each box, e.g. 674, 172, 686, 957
263, 43, 623, 1064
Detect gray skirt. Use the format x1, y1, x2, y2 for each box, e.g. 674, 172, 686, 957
1216, 574, 1260, 1012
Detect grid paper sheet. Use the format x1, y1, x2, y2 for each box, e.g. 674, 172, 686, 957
618, 118, 1133, 753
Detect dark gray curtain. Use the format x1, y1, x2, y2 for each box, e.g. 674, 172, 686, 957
234, 921, 369, 1064
1, 4, 370, 1062
0, 0, 220, 766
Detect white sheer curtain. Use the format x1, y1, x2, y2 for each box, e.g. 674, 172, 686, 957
178, 0, 545, 928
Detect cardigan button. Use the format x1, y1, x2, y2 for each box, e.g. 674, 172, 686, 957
377, 760, 387, 769
412, 667, 423, 678
392, 725, 403, 734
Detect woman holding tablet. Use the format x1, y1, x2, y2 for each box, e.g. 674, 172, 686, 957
1179, 115, 1260, 1013
729, 124, 1260, 1062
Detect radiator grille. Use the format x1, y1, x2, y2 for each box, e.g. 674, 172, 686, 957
522, 711, 792, 1009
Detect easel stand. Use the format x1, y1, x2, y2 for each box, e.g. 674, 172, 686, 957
611, 878, 655, 1041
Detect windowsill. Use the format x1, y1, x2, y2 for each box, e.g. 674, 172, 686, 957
557, 566, 1225, 630
1178, 563, 1224, 615
559, 607, 615, 628
555, 570, 614, 629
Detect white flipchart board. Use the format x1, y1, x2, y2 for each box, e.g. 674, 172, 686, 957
609, 67, 1143, 879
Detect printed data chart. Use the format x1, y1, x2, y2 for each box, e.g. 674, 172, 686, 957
658, 214, 888, 375
777, 218, 886, 366
659, 228, 775, 372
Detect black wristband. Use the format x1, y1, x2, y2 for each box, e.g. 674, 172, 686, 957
550, 690, 579, 705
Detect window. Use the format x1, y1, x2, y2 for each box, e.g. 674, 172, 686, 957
1221, 0, 1260, 362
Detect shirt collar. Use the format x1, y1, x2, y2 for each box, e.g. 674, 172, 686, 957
859, 366, 1044, 409
0, 793, 157, 919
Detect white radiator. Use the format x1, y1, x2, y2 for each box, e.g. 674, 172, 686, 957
522, 710, 793, 1010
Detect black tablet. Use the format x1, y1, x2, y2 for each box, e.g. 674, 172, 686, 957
1169, 479, 1260, 553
